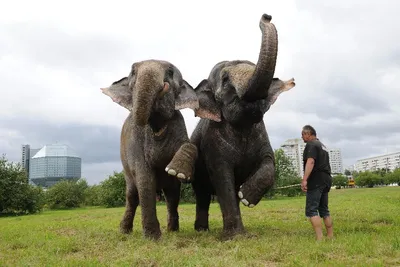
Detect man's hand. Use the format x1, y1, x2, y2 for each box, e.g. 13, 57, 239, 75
301, 179, 307, 192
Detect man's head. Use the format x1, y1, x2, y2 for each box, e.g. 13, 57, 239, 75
301, 125, 317, 143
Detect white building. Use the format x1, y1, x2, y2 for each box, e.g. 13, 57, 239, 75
280, 138, 306, 177
355, 151, 400, 172
280, 138, 343, 177
329, 148, 343, 174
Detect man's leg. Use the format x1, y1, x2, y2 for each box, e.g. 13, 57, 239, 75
306, 189, 323, 241
310, 216, 323, 241
323, 216, 333, 239
318, 190, 333, 239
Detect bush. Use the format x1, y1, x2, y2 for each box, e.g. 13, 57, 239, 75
354, 171, 383, 188
385, 168, 400, 186
84, 185, 103, 206
265, 149, 303, 198
180, 183, 196, 203
45, 179, 87, 209
99, 171, 126, 208
332, 175, 348, 189
0, 155, 45, 214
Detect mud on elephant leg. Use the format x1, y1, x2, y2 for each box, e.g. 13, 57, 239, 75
162, 180, 181, 232
238, 158, 275, 208
165, 142, 198, 183
120, 181, 139, 234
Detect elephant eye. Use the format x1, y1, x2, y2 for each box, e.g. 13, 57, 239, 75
222, 74, 229, 85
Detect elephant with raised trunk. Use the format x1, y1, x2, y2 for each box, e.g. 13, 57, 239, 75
166, 14, 296, 237
101, 59, 199, 240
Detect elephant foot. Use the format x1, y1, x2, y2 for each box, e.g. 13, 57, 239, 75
120, 213, 134, 234
120, 219, 133, 234
143, 227, 162, 240
237, 182, 264, 208
221, 227, 246, 241
167, 216, 179, 232
195, 222, 209, 232
165, 143, 197, 183
194, 210, 209, 231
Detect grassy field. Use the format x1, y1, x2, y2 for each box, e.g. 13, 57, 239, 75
0, 187, 399, 266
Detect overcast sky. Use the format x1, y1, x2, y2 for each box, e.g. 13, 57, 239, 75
1, 0, 399, 184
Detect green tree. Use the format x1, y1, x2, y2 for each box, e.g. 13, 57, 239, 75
45, 179, 87, 209
354, 171, 382, 188
332, 174, 348, 189
344, 169, 352, 176
100, 171, 126, 208
268, 149, 302, 197
385, 168, 400, 186
84, 184, 103, 206
0, 155, 45, 214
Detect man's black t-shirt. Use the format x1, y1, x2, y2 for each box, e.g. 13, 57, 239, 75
303, 139, 332, 191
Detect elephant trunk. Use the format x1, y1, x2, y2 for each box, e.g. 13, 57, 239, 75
133, 71, 169, 126
241, 14, 278, 102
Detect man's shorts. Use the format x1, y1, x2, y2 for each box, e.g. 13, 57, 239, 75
305, 185, 330, 218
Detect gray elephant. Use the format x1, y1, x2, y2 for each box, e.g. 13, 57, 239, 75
101, 60, 200, 239
166, 14, 296, 237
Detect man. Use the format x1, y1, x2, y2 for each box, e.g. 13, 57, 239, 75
301, 125, 333, 241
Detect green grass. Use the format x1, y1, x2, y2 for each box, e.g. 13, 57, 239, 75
1, 187, 399, 266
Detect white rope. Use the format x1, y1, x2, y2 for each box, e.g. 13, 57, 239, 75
274, 183, 301, 189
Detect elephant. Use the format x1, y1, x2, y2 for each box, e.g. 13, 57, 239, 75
165, 14, 296, 237
100, 59, 201, 240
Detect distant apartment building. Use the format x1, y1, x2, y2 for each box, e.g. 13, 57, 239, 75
21, 144, 82, 187
21, 144, 31, 172
328, 148, 343, 174
280, 138, 306, 177
280, 138, 343, 177
355, 151, 400, 172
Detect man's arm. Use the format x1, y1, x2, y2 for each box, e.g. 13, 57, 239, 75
303, 158, 315, 181
301, 158, 315, 192
301, 144, 317, 191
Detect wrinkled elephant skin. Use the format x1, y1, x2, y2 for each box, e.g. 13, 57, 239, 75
167, 14, 296, 238
101, 60, 200, 240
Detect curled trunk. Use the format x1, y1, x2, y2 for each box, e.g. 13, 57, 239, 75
133, 72, 164, 126
242, 14, 278, 102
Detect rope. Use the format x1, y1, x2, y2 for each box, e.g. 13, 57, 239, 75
274, 183, 301, 190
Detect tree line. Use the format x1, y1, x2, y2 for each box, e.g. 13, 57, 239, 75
0, 151, 303, 215
3, 151, 398, 216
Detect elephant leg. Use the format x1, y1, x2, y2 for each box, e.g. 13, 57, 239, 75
194, 190, 211, 231
120, 179, 139, 234
165, 142, 198, 183
207, 161, 245, 237
137, 169, 161, 240
238, 157, 275, 207
162, 179, 181, 232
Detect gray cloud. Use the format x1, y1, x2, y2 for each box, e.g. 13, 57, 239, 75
1, 0, 399, 183
1, 117, 121, 164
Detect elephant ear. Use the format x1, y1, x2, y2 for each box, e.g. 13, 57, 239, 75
174, 80, 200, 111
194, 79, 222, 122
264, 77, 295, 111
100, 77, 133, 111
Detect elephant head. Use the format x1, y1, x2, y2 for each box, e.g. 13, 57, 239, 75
101, 60, 199, 127
193, 14, 295, 125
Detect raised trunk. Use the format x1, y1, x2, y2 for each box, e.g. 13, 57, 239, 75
133, 72, 166, 126
241, 14, 278, 102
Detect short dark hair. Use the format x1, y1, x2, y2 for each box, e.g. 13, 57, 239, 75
302, 125, 316, 136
